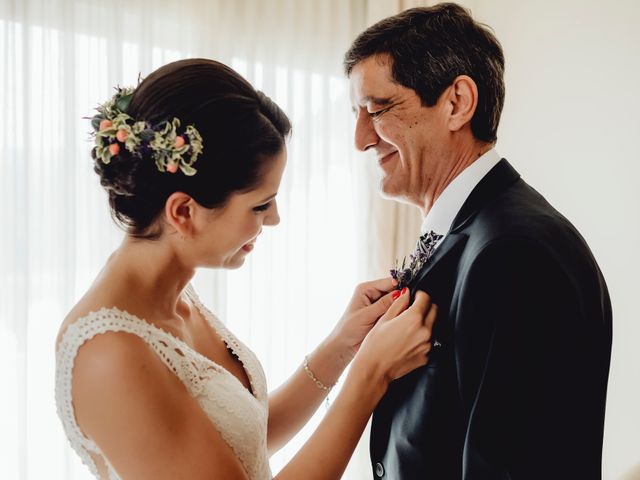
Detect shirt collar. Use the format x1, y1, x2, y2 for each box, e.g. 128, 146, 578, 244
421, 148, 502, 235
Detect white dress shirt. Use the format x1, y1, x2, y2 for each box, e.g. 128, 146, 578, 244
421, 149, 502, 245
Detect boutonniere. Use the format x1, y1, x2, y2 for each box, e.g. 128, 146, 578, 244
390, 231, 443, 290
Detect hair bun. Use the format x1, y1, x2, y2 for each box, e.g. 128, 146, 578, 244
92, 146, 140, 197
256, 90, 291, 138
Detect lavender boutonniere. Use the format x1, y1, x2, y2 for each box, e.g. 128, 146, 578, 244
390, 231, 443, 290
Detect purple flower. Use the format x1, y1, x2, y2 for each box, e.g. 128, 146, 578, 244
389, 231, 443, 290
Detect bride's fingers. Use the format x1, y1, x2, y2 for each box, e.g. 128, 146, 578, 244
378, 288, 410, 322
423, 303, 438, 330
360, 277, 399, 303
408, 290, 433, 317
364, 290, 397, 322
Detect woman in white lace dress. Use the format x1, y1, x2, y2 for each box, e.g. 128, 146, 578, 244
55, 58, 437, 480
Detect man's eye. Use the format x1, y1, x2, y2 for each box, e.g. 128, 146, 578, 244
368, 106, 392, 118
253, 202, 271, 213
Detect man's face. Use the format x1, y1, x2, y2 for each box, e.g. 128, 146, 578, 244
349, 54, 451, 207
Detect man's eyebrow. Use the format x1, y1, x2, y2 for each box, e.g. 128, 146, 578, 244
351, 96, 394, 114
360, 95, 393, 106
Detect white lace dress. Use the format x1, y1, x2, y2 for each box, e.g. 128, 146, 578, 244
55, 286, 272, 480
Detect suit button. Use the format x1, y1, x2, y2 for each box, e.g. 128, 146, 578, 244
375, 462, 385, 477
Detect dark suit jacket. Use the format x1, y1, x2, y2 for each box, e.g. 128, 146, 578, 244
370, 160, 612, 479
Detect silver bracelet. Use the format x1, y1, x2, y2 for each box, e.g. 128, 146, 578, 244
303, 355, 334, 392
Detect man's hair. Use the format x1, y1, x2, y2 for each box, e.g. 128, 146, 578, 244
344, 3, 505, 143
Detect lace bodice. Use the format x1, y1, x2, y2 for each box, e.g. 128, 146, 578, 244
55, 286, 272, 480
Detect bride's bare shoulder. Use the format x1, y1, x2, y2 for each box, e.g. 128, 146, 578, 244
56, 280, 169, 409
55, 277, 136, 351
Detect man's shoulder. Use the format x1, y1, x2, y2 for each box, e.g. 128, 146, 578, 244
466, 177, 574, 244
453, 177, 599, 277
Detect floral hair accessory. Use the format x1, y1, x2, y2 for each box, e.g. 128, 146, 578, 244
390, 230, 443, 290
90, 86, 204, 176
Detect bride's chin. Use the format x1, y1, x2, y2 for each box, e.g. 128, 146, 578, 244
200, 252, 245, 270
223, 254, 246, 270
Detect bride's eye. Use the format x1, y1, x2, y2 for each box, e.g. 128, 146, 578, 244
253, 202, 272, 213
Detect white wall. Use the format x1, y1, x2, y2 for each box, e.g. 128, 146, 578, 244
456, 0, 640, 478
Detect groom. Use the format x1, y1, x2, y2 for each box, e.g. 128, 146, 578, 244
345, 3, 612, 479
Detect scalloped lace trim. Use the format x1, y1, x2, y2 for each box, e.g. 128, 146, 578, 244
55, 286, 271, 479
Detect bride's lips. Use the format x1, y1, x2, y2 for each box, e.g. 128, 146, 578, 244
242, 230, 261, 253
242, 233, 260, 253
378, 150, 398, 166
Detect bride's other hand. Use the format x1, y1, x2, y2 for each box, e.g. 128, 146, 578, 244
329, 277, 399, 359
351, 290, 437, 389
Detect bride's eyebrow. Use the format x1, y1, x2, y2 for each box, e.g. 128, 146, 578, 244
258, 193, 277, 203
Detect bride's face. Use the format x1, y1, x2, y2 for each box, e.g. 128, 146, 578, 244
198, 148, 287, 269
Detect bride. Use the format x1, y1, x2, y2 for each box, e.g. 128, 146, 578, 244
55, 58, 437, 480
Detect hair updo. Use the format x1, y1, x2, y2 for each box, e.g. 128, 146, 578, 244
92, 58, 291, 239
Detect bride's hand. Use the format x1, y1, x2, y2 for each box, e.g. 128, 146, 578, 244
329, 277, 399, 359
351, 289, 437, 389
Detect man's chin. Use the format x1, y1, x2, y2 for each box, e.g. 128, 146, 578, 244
379, 177, 401, 200
378, 178, 414, 205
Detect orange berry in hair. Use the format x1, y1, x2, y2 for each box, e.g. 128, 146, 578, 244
167, 163, 178, 173
99, 119, 112, 131
116, 129, 128, 142
174, 135, 185, 148
108, 143, 120, 156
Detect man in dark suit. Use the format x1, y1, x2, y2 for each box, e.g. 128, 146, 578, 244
345, 3, 612, 479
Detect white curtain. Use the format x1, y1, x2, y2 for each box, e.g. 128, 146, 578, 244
0, 0, 420, 478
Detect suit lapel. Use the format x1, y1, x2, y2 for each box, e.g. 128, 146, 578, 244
409, 159, 521, 300
410, 232, 468, 291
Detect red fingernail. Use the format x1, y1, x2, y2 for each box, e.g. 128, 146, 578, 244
392, 290, 401, 300
401, 287, 408, 295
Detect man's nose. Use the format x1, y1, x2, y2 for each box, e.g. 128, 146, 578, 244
354, 112, 379, 152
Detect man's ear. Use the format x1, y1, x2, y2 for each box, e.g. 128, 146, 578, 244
445, 75, 478, 132
164, 192, 196, 237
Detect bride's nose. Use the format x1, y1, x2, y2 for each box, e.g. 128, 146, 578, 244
264, 202, 280, 227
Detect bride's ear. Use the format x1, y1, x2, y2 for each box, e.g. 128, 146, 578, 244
164, 192, 197, 237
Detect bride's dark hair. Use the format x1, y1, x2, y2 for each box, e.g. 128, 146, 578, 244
93, 58, 291, 239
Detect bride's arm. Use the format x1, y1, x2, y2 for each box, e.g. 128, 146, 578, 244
273, 354, 385, 477
267, 278, 397, 454
267, 334, 352, 455
274, 291, 436, 480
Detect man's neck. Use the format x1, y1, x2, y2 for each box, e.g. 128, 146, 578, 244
422, 142, 493, 215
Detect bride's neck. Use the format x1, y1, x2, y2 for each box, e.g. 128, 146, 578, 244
105, 235, 196, 314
